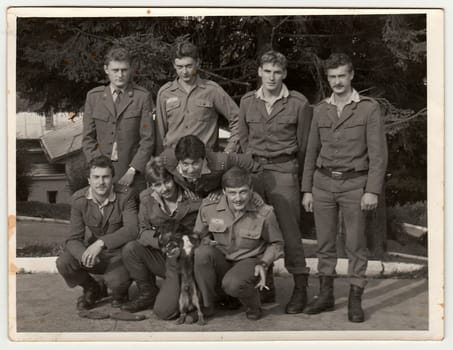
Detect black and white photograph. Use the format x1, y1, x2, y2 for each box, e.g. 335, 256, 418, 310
5, 6, 444, 343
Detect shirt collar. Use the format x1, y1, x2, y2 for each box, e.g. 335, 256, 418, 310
151, 188, 184, 215
109, 84, 127, 95
255, 83, 289, 102
326, 89, 360, 106
86, 186, 116, 208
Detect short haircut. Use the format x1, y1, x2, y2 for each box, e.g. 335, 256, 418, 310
221, 166, 252, 189
260, 50, 288, 70
144, 157, 173, 184
174, 135, 206, 161
87, 155, 115, 178
104, 46, 131, 66
173, 42, 199, 61
324, 53, 354, 73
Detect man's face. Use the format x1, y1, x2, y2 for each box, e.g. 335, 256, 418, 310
150, 177, 178, 200
178, 158, 204, 179
258, 63, 287, 94
88, 166, 113, 198
174, 57, 198, 84
104, 60, 131, 89
223, 185, 253, 212
326, 65, 354, 96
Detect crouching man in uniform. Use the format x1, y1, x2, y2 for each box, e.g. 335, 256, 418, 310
56, 156, 139, 310
193, 167, 284, 320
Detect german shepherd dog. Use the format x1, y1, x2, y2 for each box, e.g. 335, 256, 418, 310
156, 221, 206, 325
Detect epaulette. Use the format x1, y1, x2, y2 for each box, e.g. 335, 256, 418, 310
204, 79, 221, 89
72, 186, 89, 200
289, 90, 308, 102
358, 95, 378, 104
139, 187, 153, 201
114, 184, 134, 195
201, 196, 221, 207
315, 98, 328, 107
87, 86, 105, 95
241, 90, 256, 101
257, 203, 273, 217
132, 84, 149, 93
158, 81, 173, 93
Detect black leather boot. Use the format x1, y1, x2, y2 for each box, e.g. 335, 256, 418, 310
239, 291, 262, 321
121, 281, 158, 313
76, 277, 108, 311
304, 276, 335, 314
348, 284, 365, 323
285, 274, 308, 314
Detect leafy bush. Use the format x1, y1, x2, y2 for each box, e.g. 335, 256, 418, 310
17, 201, 71, 220
387, 201, 427, 243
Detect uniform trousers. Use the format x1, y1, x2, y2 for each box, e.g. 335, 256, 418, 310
121, 241, 180, 320
312, 186, 368, 288
56, 248, 130, 295
252, 166, 309, 275
194, 245, 260, 309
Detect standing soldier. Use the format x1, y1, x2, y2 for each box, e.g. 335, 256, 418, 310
155, 42, 240, 154
238, 50, 312, 314
301, 53, 387, 322
82, 46, 154, 193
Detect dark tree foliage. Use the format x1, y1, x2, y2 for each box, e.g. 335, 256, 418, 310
16, 14, 427, 205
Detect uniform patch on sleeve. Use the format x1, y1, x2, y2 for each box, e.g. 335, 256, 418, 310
166, 97, 179, 105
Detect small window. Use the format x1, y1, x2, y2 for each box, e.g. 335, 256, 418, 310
47, 191, 57, 204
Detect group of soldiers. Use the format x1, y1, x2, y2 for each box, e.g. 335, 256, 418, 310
56, 42, 387, 323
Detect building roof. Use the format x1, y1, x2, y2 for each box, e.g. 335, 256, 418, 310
40, 120, 83, 163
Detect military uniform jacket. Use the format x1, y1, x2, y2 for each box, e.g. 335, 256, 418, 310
301, 96, 388, 194
136, 187, 202, 249
194, 195, 284, 265
159, 148, 262, 198
82, 84, 154, 180
155, 77, 240, 154
238, 89, 313, 173
65, 186, 139, 261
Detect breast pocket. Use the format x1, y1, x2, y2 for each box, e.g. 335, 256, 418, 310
208, 219, 229, 246
195, 99, 214, 121
237, 228, 261, 250
343, 118, 365, 141
318, 120, 333, 142
165, 99, 181, 113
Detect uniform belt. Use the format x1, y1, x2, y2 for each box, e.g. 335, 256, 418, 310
253, 154, 295, 165
317, 167, 368, 180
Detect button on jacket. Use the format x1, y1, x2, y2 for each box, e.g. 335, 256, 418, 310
65, 186, 139, 261
159, 148, 262, 198
82, 84, 154, 180
194, 195, 284, 266
238, 89, 312, 172
301, 96, 388, 194
135, 187, 202, 249
155, 77, 240, 154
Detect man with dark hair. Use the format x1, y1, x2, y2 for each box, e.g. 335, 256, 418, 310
120, 157, 202, 319
159, 135, 261, 199
301, 53, 387, 322
238, 50, 312, 314
82, 46, 154, 193
56, 155, 139, 311
155, 42, 240, 154
193, 167, 284, 321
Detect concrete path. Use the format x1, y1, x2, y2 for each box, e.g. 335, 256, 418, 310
12, 273, 428, 341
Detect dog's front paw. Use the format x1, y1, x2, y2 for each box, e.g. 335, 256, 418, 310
175, 316, 185, 325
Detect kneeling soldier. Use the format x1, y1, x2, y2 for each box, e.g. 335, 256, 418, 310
56, 156, 138, 310
193, 167, 284, 320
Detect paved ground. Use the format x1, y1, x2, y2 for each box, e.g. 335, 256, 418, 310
12, 272, 428, 340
